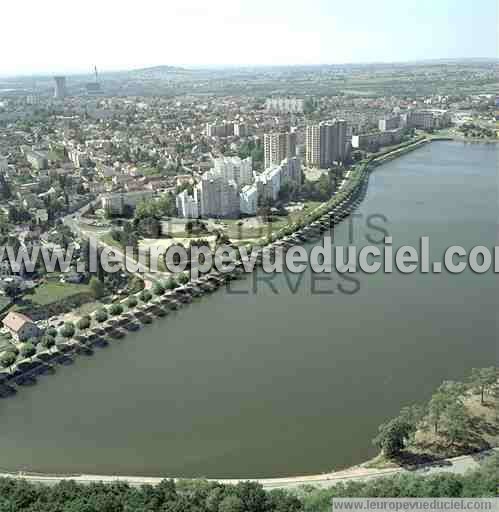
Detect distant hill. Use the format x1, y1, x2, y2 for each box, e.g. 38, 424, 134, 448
110, 65, 197, 80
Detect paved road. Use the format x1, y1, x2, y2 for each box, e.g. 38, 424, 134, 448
1, 449, 496, 490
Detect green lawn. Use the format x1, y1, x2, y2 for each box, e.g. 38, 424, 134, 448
29, 281, 91, 306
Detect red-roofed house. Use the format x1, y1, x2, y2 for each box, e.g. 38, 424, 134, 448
2, 312, 40, 342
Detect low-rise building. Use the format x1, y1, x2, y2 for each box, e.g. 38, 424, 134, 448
3, 312, 40, 342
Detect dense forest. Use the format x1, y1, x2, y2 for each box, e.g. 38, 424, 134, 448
0, 454, 496, 512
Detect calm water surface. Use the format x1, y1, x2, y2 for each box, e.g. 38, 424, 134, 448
0, 141, 497, 477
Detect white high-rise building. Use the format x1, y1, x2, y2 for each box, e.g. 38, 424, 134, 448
53, 76, 67, 99
197, 172, 240, 218
176, 189, 199, 218
240, 184, 258, 215
212, 156, 253, 188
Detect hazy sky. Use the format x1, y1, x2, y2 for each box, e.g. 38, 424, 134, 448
1, 0, 497, 75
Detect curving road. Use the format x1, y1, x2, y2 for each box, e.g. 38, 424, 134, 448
1, 449, 496, 490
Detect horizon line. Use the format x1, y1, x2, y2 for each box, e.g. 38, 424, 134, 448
0, 56, 497, 80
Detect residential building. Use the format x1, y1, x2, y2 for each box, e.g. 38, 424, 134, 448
101, 191, 154, 215
206, 122, 235, 138
53, 76, 67, 99
198, 172, 240, 218
240, 184, 258, 215
213, 156, 253, 188
379, 115, 401, 131
352, 129, 403, 151
264, 131, 297, 170
3, 312, 40, 342
257, 165, 281, 201
265, 98, 304, 114
25, 150, 48, 170
306, 120, 349, 169
176, 189, 199, 218
234, 123, 248, 137
406, 110, 451, 130
280, 157, 302, 189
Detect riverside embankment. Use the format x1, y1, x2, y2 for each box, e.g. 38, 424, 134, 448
0, 449, 496, 490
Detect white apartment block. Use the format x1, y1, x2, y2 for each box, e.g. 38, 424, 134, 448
265, 98, 304, 114
257, 165, 281, 201
240, 184, 258, 215
176, 189, 199, 218
212, 156, 253, 188
197, 172, 240, 218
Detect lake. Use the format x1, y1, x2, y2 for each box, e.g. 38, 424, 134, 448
0, 141, 496, 478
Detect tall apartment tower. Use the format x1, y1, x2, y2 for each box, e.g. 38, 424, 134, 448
264, 131, 297, 170
53, 76, 67, 99
306, 120, 348, 169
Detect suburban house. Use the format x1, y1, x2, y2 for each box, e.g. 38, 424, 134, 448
2, 312, 40, 342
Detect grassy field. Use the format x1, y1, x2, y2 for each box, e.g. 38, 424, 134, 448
222, 201, 324, 242
28, 281, 91, 306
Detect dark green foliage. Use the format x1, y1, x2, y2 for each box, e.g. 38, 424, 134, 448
0, 456, 495, 511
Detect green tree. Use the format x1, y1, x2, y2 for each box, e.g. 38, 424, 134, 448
127, 296, 138, 308
60, 322, 75, 339
469, 368, 497, 404
109, 304, 123, 316
77, 316, 91, 331
219, 495, 244, 512
40, 335, 55, 349
0, 351, 17, 368
46, 327, 58, 338
165, 277, 178, 290
95, 308, 108, 323
373, 417, 414, 458
153, 282, 165, 296
130, 276, 145, 293
89, 276, 105, 299
442, 402, 468, 447
178, 273, 189, 285
139, 290, 152, 302
19, 342, 36, 358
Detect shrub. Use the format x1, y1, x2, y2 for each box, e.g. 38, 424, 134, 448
109, 304, 124, 316
165, 277, 178, 290
153, 283, 165, 296
178, 273, 189, 285
0, 351, 17, 368
95, 308, 108, 323
126, 296, 138, 308
139, 290, 152, 303
77, 316, 91, 331
46, 327, 58, 338
19, 342, 36, 358
60, 322, 75, 339
40, 335, 55, 349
